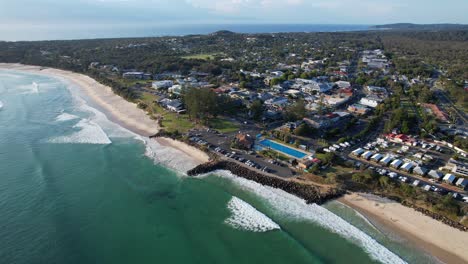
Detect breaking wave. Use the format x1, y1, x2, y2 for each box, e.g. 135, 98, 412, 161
225, 196, 280, 232
143, 138, 200, 173
49, 118, 112, 145
55, 113, 79, 122
212, 171, 406, 264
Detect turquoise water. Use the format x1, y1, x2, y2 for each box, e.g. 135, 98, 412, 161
259, 139, 308, 159
0, 70, 433, 264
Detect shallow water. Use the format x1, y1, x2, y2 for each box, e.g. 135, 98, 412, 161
0, 70, 433, 264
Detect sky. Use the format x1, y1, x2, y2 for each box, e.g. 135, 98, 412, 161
1, 0, 467, 26
0, 0, 467, 40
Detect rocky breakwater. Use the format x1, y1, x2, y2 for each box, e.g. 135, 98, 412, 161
187, 160, 345, 205
401, 201, 468, 232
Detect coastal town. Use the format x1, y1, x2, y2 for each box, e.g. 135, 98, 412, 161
82, 35, 467, 200
1, 28, 467, 261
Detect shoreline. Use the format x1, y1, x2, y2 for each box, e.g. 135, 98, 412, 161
2, 63, 466, 263
340, 193, 468, 264
0, 63, 209, 166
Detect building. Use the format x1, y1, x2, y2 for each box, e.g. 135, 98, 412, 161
347, 104, 370, 115
380, 156, 393, 166
298, 159, 315, 170
168, 85, 182, 95
456, 178, 468, 190
413, 166, 428, 176
359, 96, 383, 108
123, 71, 151, 80
362, 151, 374, 160
445, 159, 468, 177
400, 162, 414, 172
233, 133, 255, 150
352, 148, 365, 156
159, 98, 184, 113
391, 159, 403, 169
428, 170, 444, 180
365, 86, 387, 95
335, 81, 351, 89
152, 80, 174, 89
371, 153, 384, 162
443, 174, 457, 185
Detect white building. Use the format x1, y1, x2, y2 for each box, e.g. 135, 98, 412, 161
359, 96, 383, 108
152, 80, 174, 89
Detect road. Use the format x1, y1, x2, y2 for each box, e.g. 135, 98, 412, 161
433, 88, 467, 126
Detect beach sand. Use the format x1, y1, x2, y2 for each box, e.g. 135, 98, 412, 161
340, 193, 468, 264
156, 137, 209, 164
0, 63, 209, 165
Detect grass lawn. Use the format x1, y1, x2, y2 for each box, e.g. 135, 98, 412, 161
138, 92, 195, 133
208, 117, 240, 133
181, 53, 222, 60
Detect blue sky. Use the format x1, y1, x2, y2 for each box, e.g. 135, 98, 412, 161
1, 0, 467, 26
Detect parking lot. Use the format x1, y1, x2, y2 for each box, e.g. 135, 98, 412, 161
188, 128, 295, 177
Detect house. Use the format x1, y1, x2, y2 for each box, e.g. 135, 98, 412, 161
296, 79, 333, 93
168, 85, 182, 95
379, 156, 393, 166
371, 153, 384, 162
456, 178, 468, 190
428, 170, 444, 180
264, 97, 289, 109
335, 81, 351, 89
362, 151, 374, 160
152, 80, 174, 89
413, 166, 428, 176
298, 159, 315, 170
159, 98, 184, 113
347, 104, 370, 115
443, 174, 457, 185
365, 86, 387, 95
359, 96, 383, 108
400, 162, 414, 172
123, 71, 151, 80
352, 148, 365, 156
233, 133, 255, 150
391, 159, 403, 169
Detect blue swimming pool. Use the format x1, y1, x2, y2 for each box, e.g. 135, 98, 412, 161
259, 139, 308, 159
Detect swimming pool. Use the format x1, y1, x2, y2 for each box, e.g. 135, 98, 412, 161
259, 139, 308, 159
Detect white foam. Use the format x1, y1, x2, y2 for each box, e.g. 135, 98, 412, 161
225, 196, 280, 232
55, 113, 79, 122
143, 138, 200, 173
211, 171, 406, 264
17, 82, 39, 94
49, 118, 112, 145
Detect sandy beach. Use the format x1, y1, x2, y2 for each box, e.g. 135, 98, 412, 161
0, 63, 209, 165
340, 193, 468, 264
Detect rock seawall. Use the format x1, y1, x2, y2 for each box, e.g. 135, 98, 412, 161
187, 160, 344, 205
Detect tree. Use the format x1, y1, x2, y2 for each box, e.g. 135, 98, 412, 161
294, 123, 315, 137
285, 99, 307, 121
183, 88, 218, 123
378, 176, 391, 188
250, 100, 264, 121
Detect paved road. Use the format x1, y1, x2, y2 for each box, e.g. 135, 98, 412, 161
433, 88, 467, 126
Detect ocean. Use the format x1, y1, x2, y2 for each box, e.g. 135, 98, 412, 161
0, 24, 371, 41
0, 70, 436, 264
